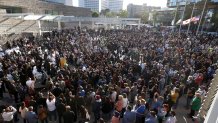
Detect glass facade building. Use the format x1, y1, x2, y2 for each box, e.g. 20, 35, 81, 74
79, 0, 123, 12
167, 0, 218, 7
108, 0, 123, 12
79, 0, 107, 12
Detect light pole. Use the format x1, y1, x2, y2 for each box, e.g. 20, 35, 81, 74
187, 0, 196, 34
179, 0, 189, 36
196, 0, 208, 35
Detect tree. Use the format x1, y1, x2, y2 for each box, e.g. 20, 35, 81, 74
105, 11, 117, 17
118, 10, 128, 18
92, 12, 99, 17
141, 12, 149, 24
152, 10, 158, 26
101, 9, 110, 16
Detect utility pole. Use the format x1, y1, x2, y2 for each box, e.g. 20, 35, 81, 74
173, 0, 179, 26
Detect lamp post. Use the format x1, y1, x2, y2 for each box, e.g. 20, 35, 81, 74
187, 0, 196, 34
179, 0, 189, 36
196, 0, 208, 35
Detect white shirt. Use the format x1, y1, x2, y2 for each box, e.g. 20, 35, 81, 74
111, 91, 117, 102
26, 79, 35, 89
122, 98, 128, 108
2, 106, 17, 121
166, 116, 177, 123
46, 98, 56, 111
7, 74, 13, 81
19, 107, 28, 118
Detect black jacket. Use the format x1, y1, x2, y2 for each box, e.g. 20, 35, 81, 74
63, 110, 75, 123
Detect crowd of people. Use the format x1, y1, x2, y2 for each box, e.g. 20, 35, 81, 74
0, 26, 217, 123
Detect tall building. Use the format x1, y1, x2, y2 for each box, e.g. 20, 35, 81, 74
78, 0, 107, 12
65, 0, 73, 6
108, 0, 123, 12
127, 4, 160, 18
78, 0, 123, 12
167, 0, 218, 7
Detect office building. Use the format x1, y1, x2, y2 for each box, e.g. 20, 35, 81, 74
127, 4, 160, 18
65, 0, 73, 6
78, 0, 123, 12
108, 0, 123, 12
0, 0, 91, 16
78, 0, 106, 12
167, 0, 218, 7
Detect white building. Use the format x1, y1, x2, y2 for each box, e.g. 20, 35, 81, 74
78, 0, 106, 12
65, 0, 73, 6
78, 0, 123, 13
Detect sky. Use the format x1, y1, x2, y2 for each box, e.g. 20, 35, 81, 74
73, 0, 167, 9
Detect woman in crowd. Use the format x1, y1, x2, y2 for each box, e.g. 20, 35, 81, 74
0, 27, 217, 123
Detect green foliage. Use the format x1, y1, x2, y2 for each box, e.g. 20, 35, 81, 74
100, 9, 128, 18
101, 9, 110, 16
105, 11, 117, 17
141, 12, 149, 23
118, 10, 128, 18
92, 12, 99, 17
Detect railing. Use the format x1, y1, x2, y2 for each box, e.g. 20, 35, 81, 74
197, 69, 218, 123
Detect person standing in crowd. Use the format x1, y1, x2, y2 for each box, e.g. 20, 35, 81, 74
56, 98, 66, 123
46, 92, 57, 122
145, 111, 158, 123
101, 96, 113, 121
26, 77, 35, 95
157, 104, 168, 123
0, 80, 3, 99
25, 106, 38, 123
38, 105, 48, 123
111, 111, 120, 123
189, 93, 201, 119
122, 105, 136, 123
19, 102, 28, 123
63, 106, 76, 123
186, 87, 195, 109
0, 27, 217, 123
170, 88, 179, 109
135, 99, 147, 123
92, 95, 102, 123
115, 95, 123, 113
2, 106, 17, 123
121, 93, 128, 118
166, 111, 177, 123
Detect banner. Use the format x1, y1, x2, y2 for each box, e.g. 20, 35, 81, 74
182, 16, 200, 25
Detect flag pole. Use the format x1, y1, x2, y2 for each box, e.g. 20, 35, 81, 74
187, 0, 196, 34
196, 0, 208, 35
179, 0, 189, 36
173, 0, 179, 26
201, 9, 208, 33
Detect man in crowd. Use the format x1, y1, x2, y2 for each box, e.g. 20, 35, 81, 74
0, 27, 217, 123
2, 106, 17, 123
